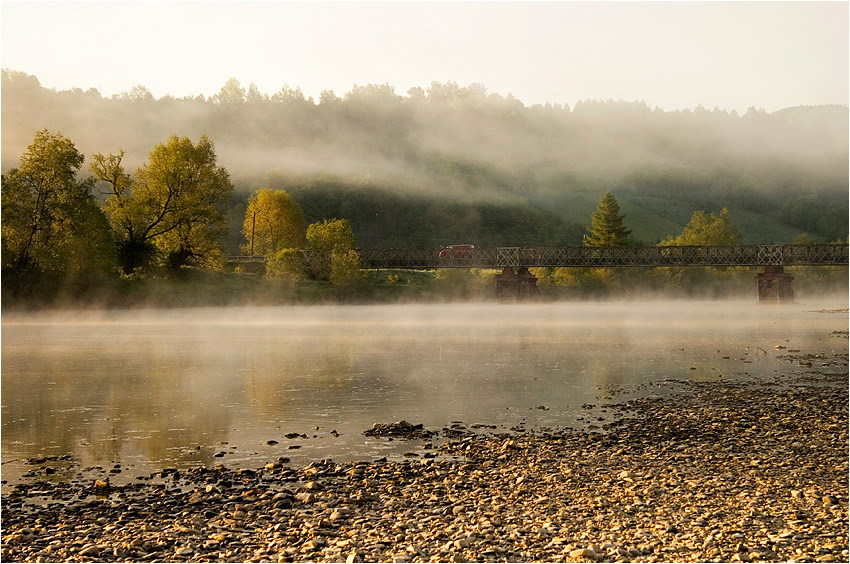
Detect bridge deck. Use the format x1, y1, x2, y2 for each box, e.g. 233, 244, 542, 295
229, 244, 848, 270
298, 244, 849, 270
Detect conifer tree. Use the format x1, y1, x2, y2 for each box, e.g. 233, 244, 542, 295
584, 191, 632, 246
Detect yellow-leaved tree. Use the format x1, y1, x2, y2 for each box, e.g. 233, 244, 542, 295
242, 188, 306, 257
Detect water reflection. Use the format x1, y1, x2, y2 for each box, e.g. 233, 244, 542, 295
2, 300, 846, 484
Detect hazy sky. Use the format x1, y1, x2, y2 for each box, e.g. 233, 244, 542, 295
1, 1, 847, 112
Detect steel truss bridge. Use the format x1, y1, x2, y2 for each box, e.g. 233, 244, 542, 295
294, 244, 849, 270
231, 244, 848, 270
227, 244, 847, 302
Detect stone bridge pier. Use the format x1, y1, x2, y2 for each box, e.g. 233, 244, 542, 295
495, 267, 541, 301
493, 264, 800, 303
756, 265, 796, 303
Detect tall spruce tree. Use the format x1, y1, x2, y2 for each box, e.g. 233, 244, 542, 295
584, 191, 632, 246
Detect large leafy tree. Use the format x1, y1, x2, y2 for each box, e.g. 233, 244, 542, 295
2, 130, 115, 297
90, 135, 233, 274
305, 218, 358, 280
661, 208, 742, 246
584, 191, 632, 246
306, 218, 356, 253
241, 188, 306, 256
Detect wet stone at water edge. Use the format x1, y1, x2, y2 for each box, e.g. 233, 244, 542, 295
2, 370, 848, 562
363, 420, 436, 440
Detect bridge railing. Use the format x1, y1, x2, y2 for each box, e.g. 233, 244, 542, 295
348, 244, 848, 270
235, 244, 848, 270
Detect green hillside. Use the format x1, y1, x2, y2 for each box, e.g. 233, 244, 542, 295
616, 194, 806, 244
2, 71, 848, 248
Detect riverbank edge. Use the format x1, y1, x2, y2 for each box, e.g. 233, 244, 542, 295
3, 264, 848, 312
2, 349, 848, 563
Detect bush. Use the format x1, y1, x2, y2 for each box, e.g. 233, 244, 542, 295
329, 250, 367, 298
265, 248, 305, 282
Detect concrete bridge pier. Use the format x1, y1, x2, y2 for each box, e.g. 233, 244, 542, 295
756, 265, 795, 303
495, 267, 541, 301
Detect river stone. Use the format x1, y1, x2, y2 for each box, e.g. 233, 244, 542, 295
569, 547, 597, 560
78, 545, 100, 557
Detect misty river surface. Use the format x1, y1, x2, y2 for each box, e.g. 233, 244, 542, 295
2, 299, 847, 487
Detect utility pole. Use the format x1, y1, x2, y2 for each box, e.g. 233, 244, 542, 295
250, 210, 258, 257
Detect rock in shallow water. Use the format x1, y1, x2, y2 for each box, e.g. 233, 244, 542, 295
363, 420, 435, 439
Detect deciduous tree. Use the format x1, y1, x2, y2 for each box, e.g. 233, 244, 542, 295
265, 248, 306, 283
306, 218, 356, 253
306, 218, 357, 280
91, 135, 233, 274
661, 208, 742, 246
241, 188, 306, 257
329, 249, 367, 297
1, 130, 114, 296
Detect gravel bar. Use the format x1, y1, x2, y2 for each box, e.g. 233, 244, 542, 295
2, 354, 847, 563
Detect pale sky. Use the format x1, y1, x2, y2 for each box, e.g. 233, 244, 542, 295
1, 1, 847, 112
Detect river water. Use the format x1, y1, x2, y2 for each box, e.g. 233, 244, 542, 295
2, 299, 847, 487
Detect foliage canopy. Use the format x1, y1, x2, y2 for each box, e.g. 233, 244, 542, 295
306, 218, 356, 253
661, 208, 742, 246
4, 71, 848, 246
91, 135, 233, 273
306, 218, 358, 281
241, 188, 306, 256
2, 130, 114, 297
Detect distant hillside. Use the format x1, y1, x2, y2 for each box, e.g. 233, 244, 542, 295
3, 70, 848, 247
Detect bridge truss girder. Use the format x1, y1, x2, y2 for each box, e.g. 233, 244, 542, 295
349, 244, 848, 270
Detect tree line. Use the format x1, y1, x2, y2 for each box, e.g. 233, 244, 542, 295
3, 70, 848, 248
1, 130, 373, 304
8, 127, 834, 307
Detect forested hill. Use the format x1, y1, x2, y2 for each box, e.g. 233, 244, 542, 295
2, 70, 848, 247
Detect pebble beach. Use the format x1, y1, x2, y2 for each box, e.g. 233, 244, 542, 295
2, 333, 847, 563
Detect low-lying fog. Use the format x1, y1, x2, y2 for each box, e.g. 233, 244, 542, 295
2, 298, 847, 487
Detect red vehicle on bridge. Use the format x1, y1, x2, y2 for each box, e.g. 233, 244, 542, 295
439, 244, 475, 265
439, 244, 475, 258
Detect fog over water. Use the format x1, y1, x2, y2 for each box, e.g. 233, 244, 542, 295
2, 299, 847, 488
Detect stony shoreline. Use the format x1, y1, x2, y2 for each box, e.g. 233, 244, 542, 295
2, 353, 848, 563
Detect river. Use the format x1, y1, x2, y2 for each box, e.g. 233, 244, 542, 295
2, 299, 847, 488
